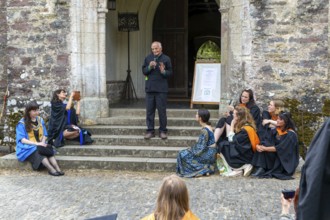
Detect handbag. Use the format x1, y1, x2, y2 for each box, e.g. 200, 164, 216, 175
216, 153, 232, 175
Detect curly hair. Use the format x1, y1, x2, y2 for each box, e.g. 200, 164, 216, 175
234, 106, 256, 132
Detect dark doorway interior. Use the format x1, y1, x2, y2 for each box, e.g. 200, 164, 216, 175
153, 0, 220, 98
188, 0, 221, 96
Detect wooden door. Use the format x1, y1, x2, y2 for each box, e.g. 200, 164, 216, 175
153, 0, 188, 98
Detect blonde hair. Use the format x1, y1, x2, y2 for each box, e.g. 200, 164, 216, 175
154, 175, 189, 220
272, 99, 285, 115
234, 106, 256, 132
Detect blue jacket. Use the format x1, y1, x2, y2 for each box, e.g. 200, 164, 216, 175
16, 117, 48, 161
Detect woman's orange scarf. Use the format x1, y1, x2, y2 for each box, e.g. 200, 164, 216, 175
243, 125, 260, 152
269, 112, 278, 121
276, 127, 289, 136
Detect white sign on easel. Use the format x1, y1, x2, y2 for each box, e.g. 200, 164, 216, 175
190, 62, 221, 108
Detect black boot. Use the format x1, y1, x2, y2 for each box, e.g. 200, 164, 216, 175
251, 167, 265, 177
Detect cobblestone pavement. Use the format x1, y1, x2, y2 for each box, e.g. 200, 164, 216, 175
0, 169, 300, 220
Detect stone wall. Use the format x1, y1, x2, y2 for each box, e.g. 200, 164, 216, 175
5, 0, 71, 110
248, 0, 329, 112
0, 1, 8, 106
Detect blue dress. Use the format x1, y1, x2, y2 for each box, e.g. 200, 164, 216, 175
176, 127, 217, 177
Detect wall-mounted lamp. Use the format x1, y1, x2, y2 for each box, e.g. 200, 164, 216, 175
108, 0, 116, 10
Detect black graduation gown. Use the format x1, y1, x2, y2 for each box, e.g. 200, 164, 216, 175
47, 101, 66, 147
225, 104, 261, 130
251, 128, 299, 180
297, 118, 330, 220
217, 129, 254, 168
258, 111, 274, 145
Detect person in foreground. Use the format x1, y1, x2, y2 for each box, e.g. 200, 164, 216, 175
176, 109, 217, 177
296, 118, 330, 219
216, 106, 258, 177
141, 175, 200, 220
142, 41, 172, 140
251, 111, 299, 179
16, 101, 64, 176
279, 188, 299, 220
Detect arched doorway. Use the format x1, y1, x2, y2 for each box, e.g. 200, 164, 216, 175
153, 0, 220, 98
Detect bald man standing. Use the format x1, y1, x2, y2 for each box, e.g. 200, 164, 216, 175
142, 41, 173, 140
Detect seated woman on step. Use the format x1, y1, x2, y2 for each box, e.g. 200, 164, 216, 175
216, 106, 259, 177
141, 174, 200, 220
47, 89, 93, 147
16, 101, 64, 176
251, 111, 299, 180
176, 109, 217, 178
258, 99, 285, 144
214, 89, 261, 143
66, 98, 93, 145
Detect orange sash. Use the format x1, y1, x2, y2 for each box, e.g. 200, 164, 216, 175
239, 103, 246, 107
276, 127, 292, 136
243, 125, 260, 152
270, 112, 278, 121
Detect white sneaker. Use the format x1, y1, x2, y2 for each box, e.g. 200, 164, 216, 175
242, 164, 253, 177
223, 170, 243, 177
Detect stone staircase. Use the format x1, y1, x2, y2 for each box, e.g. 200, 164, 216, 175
0, 108, 219, 172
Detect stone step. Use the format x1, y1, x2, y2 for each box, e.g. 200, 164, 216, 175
95, 117, 219, 126
56, 145, 185, 158
109, 108, 219, 118
0, 153, 177, 172
84, 125, 202, 136
70, 135, 196, 147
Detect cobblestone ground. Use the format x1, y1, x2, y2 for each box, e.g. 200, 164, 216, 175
0, 169, 300, 220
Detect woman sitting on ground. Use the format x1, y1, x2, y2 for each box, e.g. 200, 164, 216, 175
258, 99, 285, 143
216, 106, 259, 177
176, 109, 217, 178
251, 111, 299, 180
16, 101, 64, 176
141, 174, 200, 220
214, 89, 261, 143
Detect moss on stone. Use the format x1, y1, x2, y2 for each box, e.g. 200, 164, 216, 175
283, 98, 330, 159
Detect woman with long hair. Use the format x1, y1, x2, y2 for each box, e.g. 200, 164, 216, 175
251, 111, 299, 179
141, 175, 199, 220
176, 109, 217, 177
216, 106, 259, 177
214, 89, 261, 143
47, 89, 80, 147
259, 100, 285, 143
16, 101, 64, 176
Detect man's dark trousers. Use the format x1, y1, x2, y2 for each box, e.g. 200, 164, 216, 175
146, 92, 167, 133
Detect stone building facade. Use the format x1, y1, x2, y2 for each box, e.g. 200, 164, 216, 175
0, 0, 329, 124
